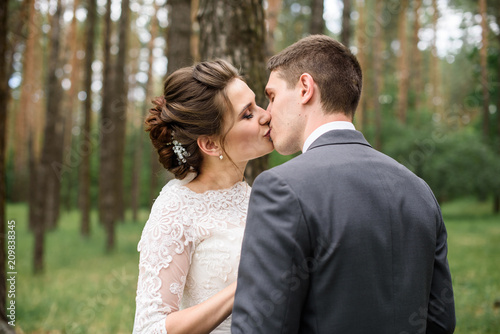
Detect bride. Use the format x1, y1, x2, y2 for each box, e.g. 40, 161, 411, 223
133, 59, 273, 333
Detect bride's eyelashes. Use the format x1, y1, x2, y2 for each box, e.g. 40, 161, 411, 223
242, 109, 254, 119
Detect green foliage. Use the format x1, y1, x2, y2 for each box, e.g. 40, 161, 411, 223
384, 120, 500, 202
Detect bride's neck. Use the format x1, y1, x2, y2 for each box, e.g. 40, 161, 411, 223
186, 160, 247, 193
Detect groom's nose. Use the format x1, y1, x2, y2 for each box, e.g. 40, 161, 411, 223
258, 106, 271, 125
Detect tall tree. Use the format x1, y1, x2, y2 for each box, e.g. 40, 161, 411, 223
429, 0, 439, 115
310, 0, 325, 35
80, 0, 97, 236
411, 0, 423, 115
61, 0, 82, 210
479, 0, 490, 139
266, 0, 282, 55
396, 0, 409, 124
494, 2, 500, 214
99, 0, 116, 251
0, 0, 13, 331
33, 0, 64, 273
166, 0, 192, 75
372, 0, 383, 150
149, 0, 193, 205
13, 0, 36, 202
132, 2, 159, 221
355, 0, 366, 130
198, 0, 268, 184
113, 0, 131, 223
340, 0, 352, 46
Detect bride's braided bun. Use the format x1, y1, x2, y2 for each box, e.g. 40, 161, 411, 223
145, 60, 241, 179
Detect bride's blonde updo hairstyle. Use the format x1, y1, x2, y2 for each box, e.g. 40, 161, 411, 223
145, 59, 242, 179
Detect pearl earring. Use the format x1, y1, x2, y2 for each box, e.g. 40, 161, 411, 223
219, 154, 223, 160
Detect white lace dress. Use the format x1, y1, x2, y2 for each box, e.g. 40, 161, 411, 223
133, 174, 250, 334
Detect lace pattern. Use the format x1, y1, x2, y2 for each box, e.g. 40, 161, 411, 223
133, 174, 250, 334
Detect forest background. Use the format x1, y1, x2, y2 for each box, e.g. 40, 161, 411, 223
0, 0, 499, 332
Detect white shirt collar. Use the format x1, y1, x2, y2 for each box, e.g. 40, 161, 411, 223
302, 121, 356, 153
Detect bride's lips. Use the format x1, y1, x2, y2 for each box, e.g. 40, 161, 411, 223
264, 128, 272, 142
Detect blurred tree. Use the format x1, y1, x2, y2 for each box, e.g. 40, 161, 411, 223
396, 0, 409, 124
12, 0, 35, 203
33, 0, 64, 272
80, 0, 97, 237
99, 0, 117, 251
166, 0, 192, 76
266, 0, 283, 55
479, 0, 490, 139
198, 0, 268, 184
132, 2, 159, 221
340, 0, 351, 46
0, 0, 12, 330
113, 0, 131, 224
496, 2, 500, 213
354, 0, 366, 130
410, 0, 423, 116
61, 0, 81, 211
310, 0, 325, 35
372, 0, 383, 150
429, 0, 440, 116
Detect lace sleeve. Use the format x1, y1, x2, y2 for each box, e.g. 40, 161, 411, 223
133, 188, 194, 334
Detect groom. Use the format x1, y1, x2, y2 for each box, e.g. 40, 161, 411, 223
232, 35, 455, 333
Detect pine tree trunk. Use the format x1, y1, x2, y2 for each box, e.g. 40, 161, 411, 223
13, 0, 35, 203
479, 0, 490, 140
34, 0, 64, 272
354, 0, 365, 130
80, 0, 97, 236
310, 0, 325, 35
0, 0, 14, 330
265, 0, 282, 56
99, 0, 116, 251
396, 0, 409, 124
411, 0, 423, 118
166, 0, 192, 76
113, 0, 130, 224
44, 0, 66, 230
132, 5, 158, 221
494, 6, 500, 214
340, 0, 351, 46
198, 0, 268, 184
429, 0, 439, 115
373, 0, 383, 150
149, 0, 192, 205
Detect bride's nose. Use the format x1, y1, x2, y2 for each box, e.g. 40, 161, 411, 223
258, 106, 271, 125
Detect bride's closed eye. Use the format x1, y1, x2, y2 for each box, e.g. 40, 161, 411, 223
242, 109, 254, 119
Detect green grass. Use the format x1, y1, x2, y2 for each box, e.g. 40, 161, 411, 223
7, 198, 500, 333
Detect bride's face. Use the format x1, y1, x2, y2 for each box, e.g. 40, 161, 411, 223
222, 78, 274, 163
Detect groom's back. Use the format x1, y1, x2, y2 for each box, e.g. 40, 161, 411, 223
269, 131, 454, 333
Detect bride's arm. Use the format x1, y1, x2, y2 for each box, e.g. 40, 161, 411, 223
133, 196, 236, 334
164, 281, 236, 334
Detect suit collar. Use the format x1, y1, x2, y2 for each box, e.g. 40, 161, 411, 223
307, 130, 373, 151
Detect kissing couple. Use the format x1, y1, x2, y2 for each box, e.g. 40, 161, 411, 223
133, 35, 456, 334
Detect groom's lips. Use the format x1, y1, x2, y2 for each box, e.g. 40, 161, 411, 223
265, 128, 272, 142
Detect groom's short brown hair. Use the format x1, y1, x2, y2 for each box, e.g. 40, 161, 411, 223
267, 35, 362, 118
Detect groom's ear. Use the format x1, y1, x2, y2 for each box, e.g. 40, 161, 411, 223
197, 136, 221, 158
298, 73, 315, 105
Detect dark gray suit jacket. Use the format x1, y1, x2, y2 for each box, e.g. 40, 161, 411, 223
232, 130, 455, 334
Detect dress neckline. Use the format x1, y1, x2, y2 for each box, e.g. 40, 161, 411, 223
177, 181, 248, 197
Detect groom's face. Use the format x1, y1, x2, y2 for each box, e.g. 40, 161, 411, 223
265, 71, 304, 155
